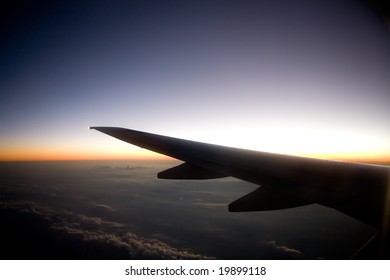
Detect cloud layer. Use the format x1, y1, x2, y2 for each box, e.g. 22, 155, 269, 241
0, 160, 376, 259
0, 201, 212, 259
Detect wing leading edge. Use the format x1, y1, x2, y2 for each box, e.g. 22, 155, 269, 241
90, 127, 390, 231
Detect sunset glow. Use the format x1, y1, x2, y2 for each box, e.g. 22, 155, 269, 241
0, 0, 389, 163
3, 0, 390, 266
1, 130, 388, 163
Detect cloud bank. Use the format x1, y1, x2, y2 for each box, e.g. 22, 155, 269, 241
0, 201, 213, 259
263, 240, 303, 259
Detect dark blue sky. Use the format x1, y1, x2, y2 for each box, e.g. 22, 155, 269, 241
1, 0, 389, 160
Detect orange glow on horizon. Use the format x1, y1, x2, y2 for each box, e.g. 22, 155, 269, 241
297, 152, 390, 164
1, 146, 388, 163
0, 147, 170, 161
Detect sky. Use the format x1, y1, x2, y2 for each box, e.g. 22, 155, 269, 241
1, 0, 390, 161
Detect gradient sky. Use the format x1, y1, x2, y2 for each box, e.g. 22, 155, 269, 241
1, 0, 390, 161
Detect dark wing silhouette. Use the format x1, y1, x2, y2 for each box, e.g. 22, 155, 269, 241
90, 127, 389, 230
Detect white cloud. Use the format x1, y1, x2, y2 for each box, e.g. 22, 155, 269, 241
0, 200, 213, 259
264, 240, 303, 258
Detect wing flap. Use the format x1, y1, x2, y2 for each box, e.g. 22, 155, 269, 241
158, 162, 227, 179
229, 187, 313, 212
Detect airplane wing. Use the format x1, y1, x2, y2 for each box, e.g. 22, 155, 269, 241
90, 127, 389, 230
